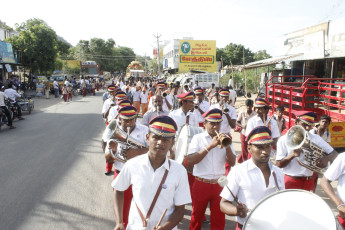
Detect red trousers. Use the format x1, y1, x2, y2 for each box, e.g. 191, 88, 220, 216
190, 179, 225, 230
114, 170, 133, 229
236, 223, 243, 230
188, 173, 195, 194
63, 94, 68, 102
82, 88, 86, 97
68, 92, 72, 101
106, 162, 113, 172
96, 83, 99, 91
338, 216, 345, 228
237, 133, 251, 163
284, 175, 314, 191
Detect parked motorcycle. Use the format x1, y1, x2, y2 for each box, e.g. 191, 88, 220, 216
0, 106, 12, 130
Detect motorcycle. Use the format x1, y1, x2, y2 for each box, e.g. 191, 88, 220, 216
5, 100, 20, 120
0, 106, 13, 130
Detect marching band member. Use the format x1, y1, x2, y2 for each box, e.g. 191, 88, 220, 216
168, 92, 199, 131
220, 126, 285, 230
321, 152, 345, 229
106, 91, 128, 124
170, 83, 180, 110
142, 95, 169, 126
186, 108, 236, 230
102, 85, 118, 123
105, 106, 149, 228
108, 99, 132, 123
149, 82, 173, 111
236, 99, 256, 163
210, 88, 236, 134
193, 86, 210, 127
245, 98, 280, 147
112, 116, 191, 230
275, 111, 337, 191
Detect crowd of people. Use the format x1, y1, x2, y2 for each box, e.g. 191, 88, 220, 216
99, 76, 343, 230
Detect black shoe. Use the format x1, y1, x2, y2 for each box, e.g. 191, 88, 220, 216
104, 171, 112, 176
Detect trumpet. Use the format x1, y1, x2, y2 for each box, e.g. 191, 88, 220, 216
156, 106, 160, 116
215, 131, 232, 148
222, 103, 229, 113
285, 125, 327, 173
162, 92, 167, 98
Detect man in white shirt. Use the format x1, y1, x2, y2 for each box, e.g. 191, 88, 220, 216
321, 152, 345, 229
149, 82, 172, 111
220, 126, 285, 229
276, 111, 338, 191
142, 95, 169, 126
228, 76, 234, 89
0, 85, 15, 129
112, 116, 191, 230
193, 86, 210, 127
186, 108, 236, 230
105, 106, 149, 229
132, 85, 141, 115
4, 83, 24, 120
228, 86, 237, 107
107, 99, 131, 124
210, 88, 236, 134
310, 114, 331, 143
245, 98, 280, 147
140, 86, 149, 116
102, 85, 118, 125
168, 92, 199, 131
53, 79, 60, 98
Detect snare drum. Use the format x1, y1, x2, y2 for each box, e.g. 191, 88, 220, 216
243, 189, 342, 230
174, 124, 204, 166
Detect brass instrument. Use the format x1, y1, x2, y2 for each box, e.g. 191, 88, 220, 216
222, 102, 229, 113
162, 92, 167, 98
108, 119, 147, 160
285, 125, 327, 173
107, 141, 127, 163
215, 130, 232, 148
156, 106, 160, 116
194, 99, 199, 110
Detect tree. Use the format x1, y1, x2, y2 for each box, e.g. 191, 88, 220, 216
6, 18, 58, 74
254, 50, 271, 61
216, 43, 254, 66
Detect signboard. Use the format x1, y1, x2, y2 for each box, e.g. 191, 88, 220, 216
179, 40, 217, 73
0, 41, 16, 64
330, 122, 345, 148
329, 17, 345, 58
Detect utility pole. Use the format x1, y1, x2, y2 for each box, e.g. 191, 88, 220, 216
153, 33, 161, 74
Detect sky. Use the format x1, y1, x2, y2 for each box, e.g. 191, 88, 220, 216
1, 0, 345, 58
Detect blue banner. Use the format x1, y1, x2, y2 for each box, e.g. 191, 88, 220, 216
0, 41, 16, 64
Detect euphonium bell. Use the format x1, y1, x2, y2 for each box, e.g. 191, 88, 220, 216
215, 131, 232, 148
162, 92, 167, 98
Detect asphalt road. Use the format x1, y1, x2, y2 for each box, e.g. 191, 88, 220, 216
0, 90, 340, 230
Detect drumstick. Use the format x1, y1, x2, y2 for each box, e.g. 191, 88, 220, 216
156, 208, 167, 228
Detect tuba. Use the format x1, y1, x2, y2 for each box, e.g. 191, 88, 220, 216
108, 119, 147, 159
285, 125, 327, 173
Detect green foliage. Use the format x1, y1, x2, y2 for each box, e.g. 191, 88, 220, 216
216, 43, 254, 66
71, 38, 136, 72
6, 18, 58, 74
254, 50, 271, 61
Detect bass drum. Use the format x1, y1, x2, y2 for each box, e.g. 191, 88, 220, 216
174, 124, 204, 165
243, 189, 343, 230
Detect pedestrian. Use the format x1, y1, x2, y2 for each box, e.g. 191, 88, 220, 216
91, 80, 96, 96
53, 79, 59, 98
132, 85, 141, 115
62, 84, 68, 102
140, 86, 149, 116
67, 83, 73, 101
44, 77, 50, 99
81, 77, 87, 97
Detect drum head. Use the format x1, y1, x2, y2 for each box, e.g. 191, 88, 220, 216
243, 189, 337, 230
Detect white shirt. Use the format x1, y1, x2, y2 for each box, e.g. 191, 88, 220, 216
111, 154, 191, 230
220, 159, 285, 225
140, 91, 149, 103
149, 95, 173, 112
0, 91, 8, 106
4, 88, 21, 102
229, 90, 237, 107
228, 79, 234, 88
53, 80, 59, 89
142, 107, 169, 126
324, 152, 345, 204
106, 124, 149, 171
276, 133, 334, 177
169, 108, 199, 132
132, 90, 141, 102
107, 105, 119, 123
210, 103, 237, 134
102, 98, 114, 114
64, 80, 70, 86
310, 127, 331, 143
187, 131, 236, 180
245, 115, 280, 139
194, 100, 210, 123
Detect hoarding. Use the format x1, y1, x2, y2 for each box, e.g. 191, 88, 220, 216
329, 17, 345, 58
0, 41, 16, 64
179, 40, 217, 73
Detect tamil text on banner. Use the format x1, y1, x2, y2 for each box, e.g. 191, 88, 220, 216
179, 40, 217, 73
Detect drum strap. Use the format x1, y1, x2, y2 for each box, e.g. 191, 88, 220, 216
272, 171, 280, 191
135, 160, 171, 228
